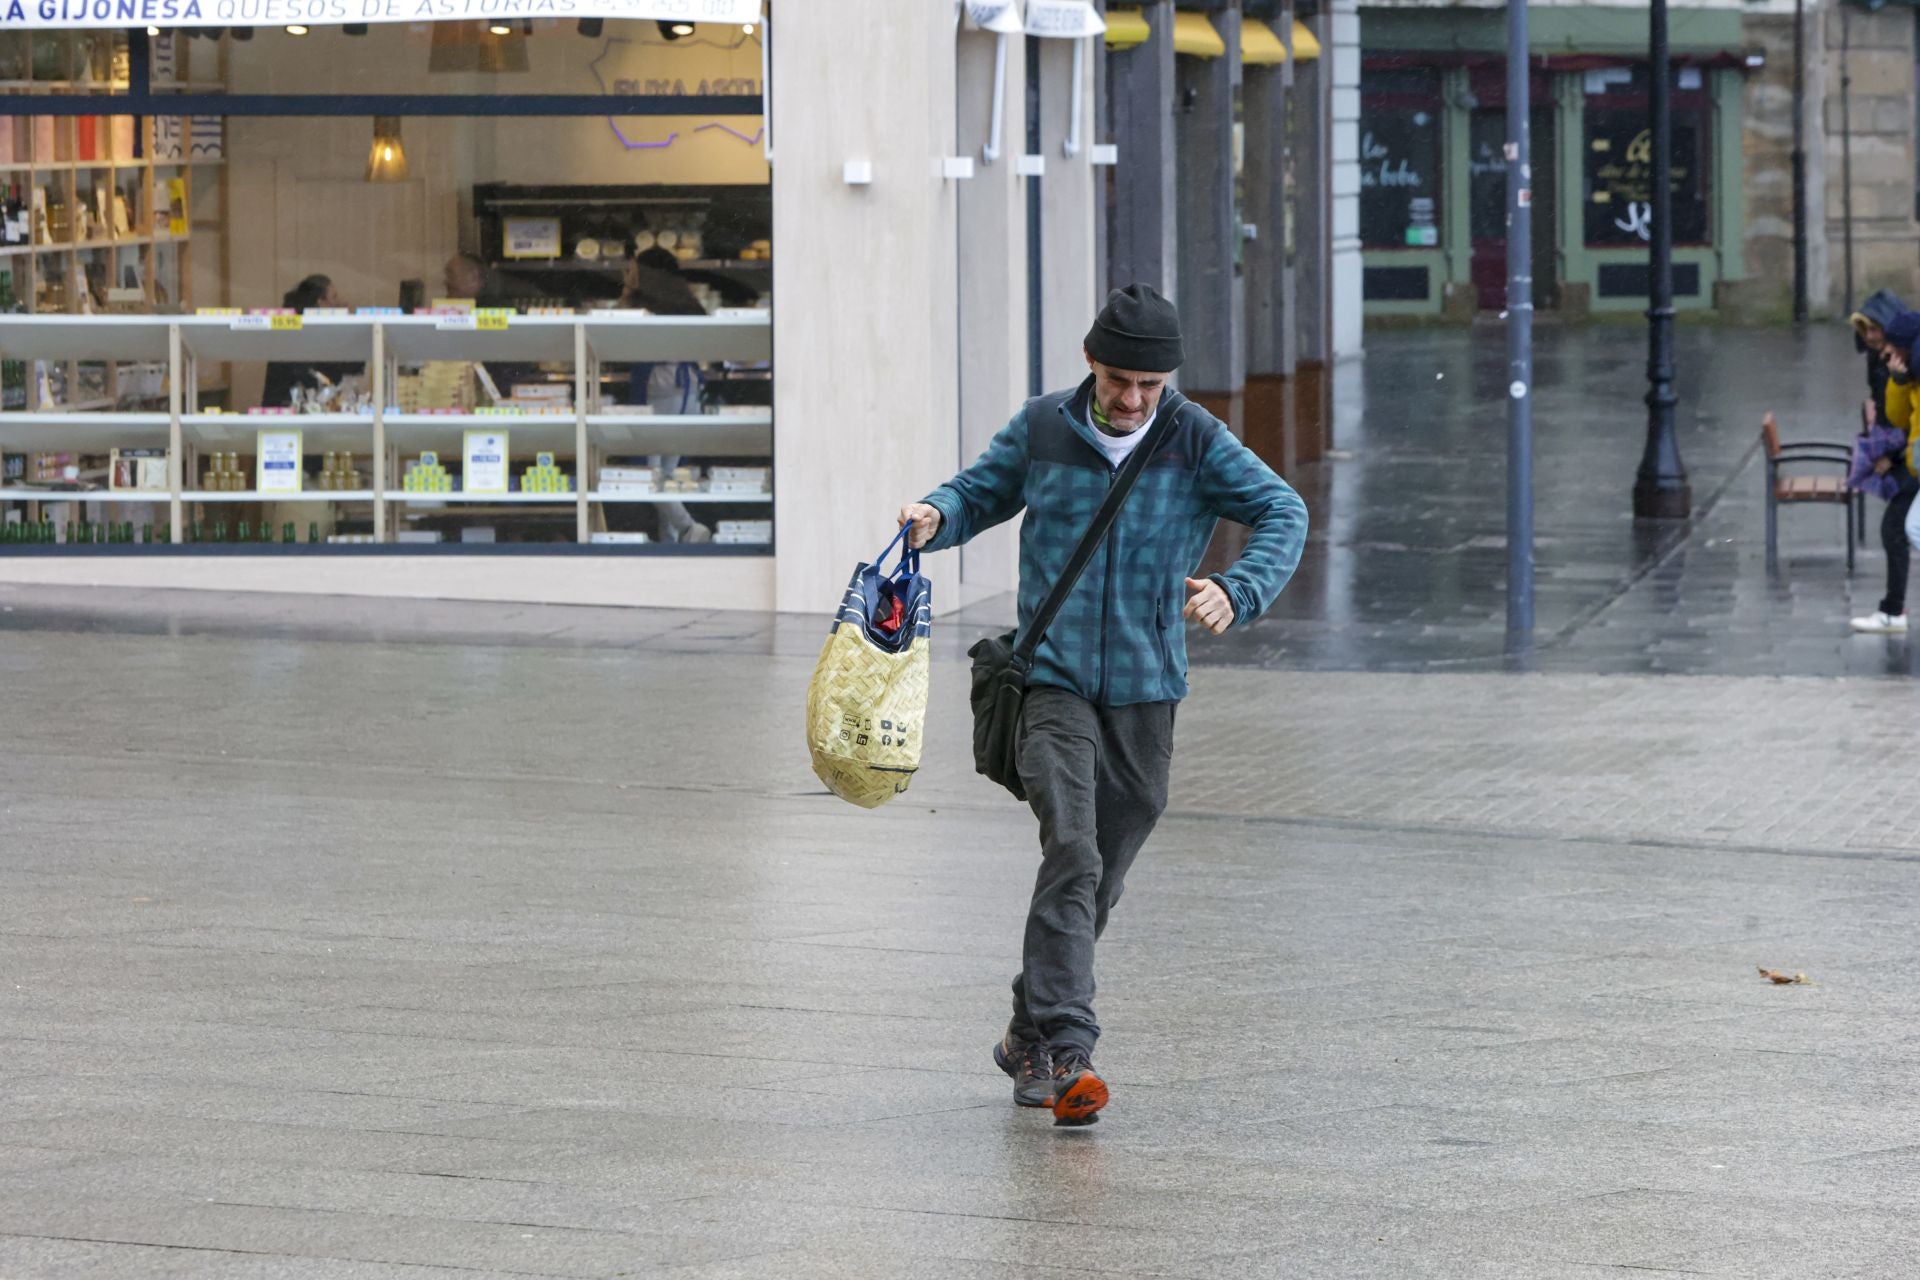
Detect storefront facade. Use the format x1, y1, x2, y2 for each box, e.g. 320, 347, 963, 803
0, 1, 1330, 612
1357, 3, 1750, 318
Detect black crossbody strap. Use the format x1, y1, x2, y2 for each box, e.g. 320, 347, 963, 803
1012, 390, 1187, 671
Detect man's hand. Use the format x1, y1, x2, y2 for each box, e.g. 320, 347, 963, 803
898, 503, 942, 549
1889, 349, 1910, 380
1183, 576, 1234, 636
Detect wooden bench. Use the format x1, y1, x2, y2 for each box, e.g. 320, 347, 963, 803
1762, 411, 1864, 574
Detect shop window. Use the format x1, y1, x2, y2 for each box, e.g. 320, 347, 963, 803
0, 24, 771, 556
1362, 264, 1431, 303
1359, 67, 1443, 250
1598, 262, 1702, 299
1581, 65, 1712, 248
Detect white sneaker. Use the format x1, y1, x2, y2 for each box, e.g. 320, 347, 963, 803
1850, 611, 1909, 634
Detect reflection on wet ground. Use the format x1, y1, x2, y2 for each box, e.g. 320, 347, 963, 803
0, 325, 1904, 676
1206, 322, 1906, 676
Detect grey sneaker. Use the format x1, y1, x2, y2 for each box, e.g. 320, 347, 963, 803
1049, 1044, 1109, 1126
993, 1032, 1055, 1108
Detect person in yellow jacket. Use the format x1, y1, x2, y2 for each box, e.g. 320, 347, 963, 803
1854, 310, 1920, 633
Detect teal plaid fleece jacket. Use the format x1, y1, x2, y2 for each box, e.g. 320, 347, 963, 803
922, 379, 1308, 707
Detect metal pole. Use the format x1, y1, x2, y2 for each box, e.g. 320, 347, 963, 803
1505, 0, 1534, 635
1791, 0, 1808, 323
1026, 34, 1044, 398
1842, 0, 1855, 316
1634, 0, 1691, 519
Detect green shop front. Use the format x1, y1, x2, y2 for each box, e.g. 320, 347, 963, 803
1357, 5, 1749, 318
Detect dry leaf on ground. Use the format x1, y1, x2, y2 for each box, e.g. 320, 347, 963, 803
1757, 967, 1812, 986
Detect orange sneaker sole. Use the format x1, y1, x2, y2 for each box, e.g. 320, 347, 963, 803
1051, 1070, 1109, 1125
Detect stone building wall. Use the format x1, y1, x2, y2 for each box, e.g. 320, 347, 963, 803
1818, 2, 1917, 314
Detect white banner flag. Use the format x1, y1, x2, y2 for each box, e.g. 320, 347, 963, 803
0, 0, 760, 32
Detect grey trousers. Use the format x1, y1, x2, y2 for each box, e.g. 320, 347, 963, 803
1009, 685, 1175, 1053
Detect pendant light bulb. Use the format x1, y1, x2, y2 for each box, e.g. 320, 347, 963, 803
365, 116, 409, 183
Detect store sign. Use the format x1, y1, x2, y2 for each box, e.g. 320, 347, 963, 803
1023, 0, 1102, 39
961, 0, 1021, 34
463, 429, 508, 496
256, 429, 302, 495
0, 0, 761, 31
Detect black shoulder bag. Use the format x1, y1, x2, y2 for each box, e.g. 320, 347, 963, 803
967, 392, 1187, 801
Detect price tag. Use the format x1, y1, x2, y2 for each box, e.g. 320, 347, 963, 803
228, 314, 303, 332
476, 310, 511, 331
435, 314, 479, 332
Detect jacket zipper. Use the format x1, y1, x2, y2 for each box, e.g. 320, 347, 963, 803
1098, 458, 1118, 706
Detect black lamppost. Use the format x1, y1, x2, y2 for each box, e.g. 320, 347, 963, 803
1792, 0, 1809, 322
1634, 0, 1691, 520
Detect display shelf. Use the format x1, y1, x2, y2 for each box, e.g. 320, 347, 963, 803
0, 417, 171, 449
0, 411, 170, 426
184, 490, 377, 503
586, 412, 771, 455
586, 491, 770, 504
384, 414, 576, 455
383, 412, 574, 427
184, 413, 374, 425
580, 312, 770, 364
381, 315, 580, 364
177, 315, 372, 364
0, 488, 166, 502
385, 491, 580, 504
0, 316, 173, 361
183, 414, 374, 451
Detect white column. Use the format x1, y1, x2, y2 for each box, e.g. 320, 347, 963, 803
955, 29, 1029, 599
772, 4, 961, 614
1328, 0, 1364, 361
1039, 33, 1101, 391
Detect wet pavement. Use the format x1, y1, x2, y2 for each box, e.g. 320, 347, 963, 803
1210, 322, 1900, 675
3, 326, 1919, 1276
5, 611, 1920, 1278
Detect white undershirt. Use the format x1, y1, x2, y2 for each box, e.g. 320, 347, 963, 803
1086, 404, 1151, 470
1091, 426, 1149, 470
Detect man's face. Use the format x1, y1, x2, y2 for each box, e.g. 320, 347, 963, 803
1862, 323, 1888, 354
1085, 352, 1168, 433
444, 257, 483, 299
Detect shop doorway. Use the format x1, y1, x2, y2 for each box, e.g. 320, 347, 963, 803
1468, 108, 1557, 311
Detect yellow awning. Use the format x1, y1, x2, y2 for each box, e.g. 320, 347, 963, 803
1172, 11, 1225, 58
1290, 19, 1321, 61
1104, 6, 1150, 51
1241, 18, 1322, 65
1240, 19, 1286, 65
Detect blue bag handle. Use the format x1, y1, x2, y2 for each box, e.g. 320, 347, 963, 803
876, 525, 919, 581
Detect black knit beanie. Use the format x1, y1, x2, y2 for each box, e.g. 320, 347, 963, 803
1084, 284, 1184, 372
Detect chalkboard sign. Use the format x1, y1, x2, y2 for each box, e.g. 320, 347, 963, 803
1583, 109, 1709, 247
1359, 106, 1442, 249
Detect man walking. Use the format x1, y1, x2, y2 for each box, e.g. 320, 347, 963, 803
896, 285, 1308, 1124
